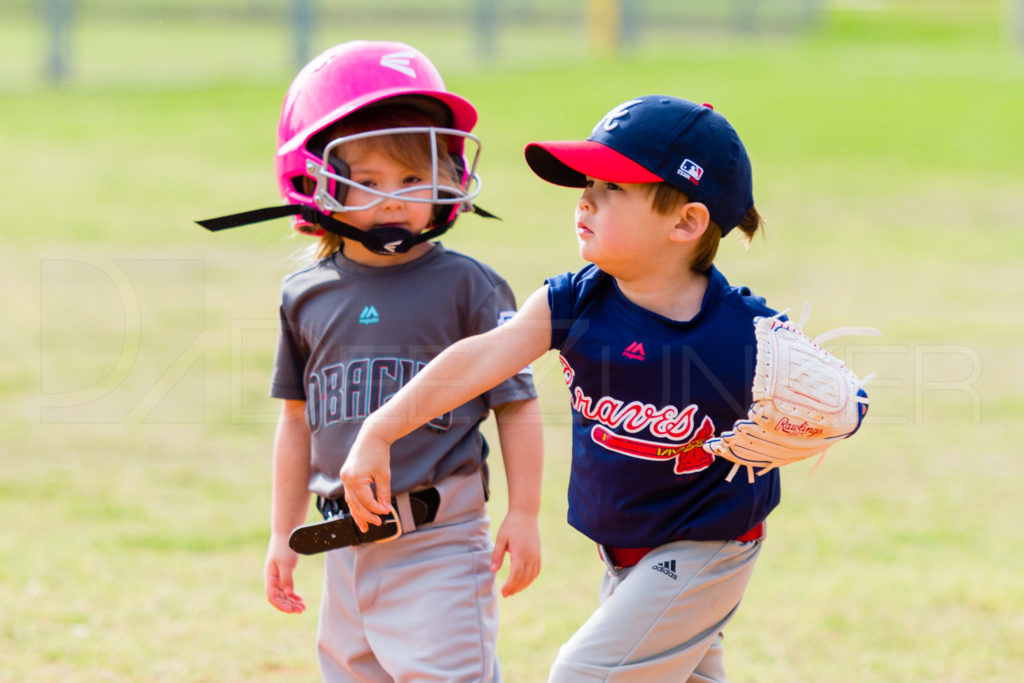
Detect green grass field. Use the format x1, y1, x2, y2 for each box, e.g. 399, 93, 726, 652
3, 2, 1023, 680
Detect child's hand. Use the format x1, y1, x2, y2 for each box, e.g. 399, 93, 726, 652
340, 430, 394, 532
490, 509, 542, 598
264, 534, 305, 614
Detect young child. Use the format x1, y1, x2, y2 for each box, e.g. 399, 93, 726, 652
205, 41, 543, 682
340, 95, 781, 681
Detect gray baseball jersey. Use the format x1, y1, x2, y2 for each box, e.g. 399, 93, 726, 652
270, 243, 537, 499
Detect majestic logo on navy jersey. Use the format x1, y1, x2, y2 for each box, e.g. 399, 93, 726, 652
306, 357, 451, 434
358, 305, 380, 325
560, 356, 716, 475
622, 341, 645, 361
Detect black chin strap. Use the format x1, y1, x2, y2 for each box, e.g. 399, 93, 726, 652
196, 204, 498, 255
196, 204, 307, 231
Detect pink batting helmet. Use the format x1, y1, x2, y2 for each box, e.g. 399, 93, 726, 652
274, 40, 479, 234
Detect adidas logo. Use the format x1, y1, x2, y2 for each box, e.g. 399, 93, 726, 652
622, 341, 645, 361
652, 559, 677, 580
358, 305, 380, 325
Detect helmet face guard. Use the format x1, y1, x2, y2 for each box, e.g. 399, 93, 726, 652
308, 126, 482, 216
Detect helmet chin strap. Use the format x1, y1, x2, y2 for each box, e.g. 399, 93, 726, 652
195, 204, 458, 255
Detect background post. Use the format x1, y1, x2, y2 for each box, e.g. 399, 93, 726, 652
292, 0, 313, 70
1014, 0, 1024, 47
588, 0, 621, 56
474, 0, 499, 61
44, 0, 73, 84
732, 0, 758, 34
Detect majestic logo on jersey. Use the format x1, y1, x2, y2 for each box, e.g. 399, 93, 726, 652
622, 341, 645, 361
305, 357, 452, 434
358, 305, 380, 325
380, 51, 417, 78
562, 357, 715, 475
594, 99, 643, 133
676, 159, 704, 185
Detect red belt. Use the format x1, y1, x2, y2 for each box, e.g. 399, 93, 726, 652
602, 522, 764, 569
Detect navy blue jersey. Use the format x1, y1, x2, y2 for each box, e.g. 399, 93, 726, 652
547, 264, 781, 547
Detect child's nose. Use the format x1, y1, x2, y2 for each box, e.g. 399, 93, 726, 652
578, 190, 595, 212
378, 190, 406, 209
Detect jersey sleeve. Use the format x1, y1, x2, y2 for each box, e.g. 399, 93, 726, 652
468, 279, 538, 409
546, 264, 606, 351
269, 305, 308, 401
546, 271, 574, 350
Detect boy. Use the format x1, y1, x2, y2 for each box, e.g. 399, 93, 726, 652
341, 95, 779, 681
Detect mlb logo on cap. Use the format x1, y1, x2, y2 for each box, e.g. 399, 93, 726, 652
677, 159, 704, 185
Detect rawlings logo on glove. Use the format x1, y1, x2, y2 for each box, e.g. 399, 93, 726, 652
703, 307, 879, 483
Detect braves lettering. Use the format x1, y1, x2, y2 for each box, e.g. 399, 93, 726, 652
562, 355, 716, 474
306, 356, 452, 433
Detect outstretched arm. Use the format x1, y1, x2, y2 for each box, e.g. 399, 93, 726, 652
341, 286, 553, 531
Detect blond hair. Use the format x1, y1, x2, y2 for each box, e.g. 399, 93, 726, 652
642, 182, 763, 272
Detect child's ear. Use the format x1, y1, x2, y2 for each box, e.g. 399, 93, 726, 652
669, 202, 710, 243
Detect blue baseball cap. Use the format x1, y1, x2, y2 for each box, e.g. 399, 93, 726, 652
524, 95, 754, 234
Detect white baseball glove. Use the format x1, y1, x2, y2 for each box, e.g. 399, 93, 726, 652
703, 306, 879, 483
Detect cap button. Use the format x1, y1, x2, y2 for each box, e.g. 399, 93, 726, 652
701, 102, 714, 110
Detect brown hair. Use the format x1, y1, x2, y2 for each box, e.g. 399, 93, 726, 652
305, 105, 460, 261
642, 182, 763, 272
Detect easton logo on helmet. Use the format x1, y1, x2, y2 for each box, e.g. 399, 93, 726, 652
380, 51, 418, 78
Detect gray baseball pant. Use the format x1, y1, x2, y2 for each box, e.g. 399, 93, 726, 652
316, 472, 500, 683
549, 536, 763, 682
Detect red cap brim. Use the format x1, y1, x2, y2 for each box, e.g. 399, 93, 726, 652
524, 140, 662, 187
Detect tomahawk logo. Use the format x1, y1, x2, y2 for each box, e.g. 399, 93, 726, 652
622, 341, 645, 361
380, 51, 417, 78
595, 99, 643, 133
652, 559, 678, 580
677, 159, 704, 185
358, 305, 380, 325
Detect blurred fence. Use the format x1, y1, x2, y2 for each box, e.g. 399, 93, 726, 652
13, 0, 824, 87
